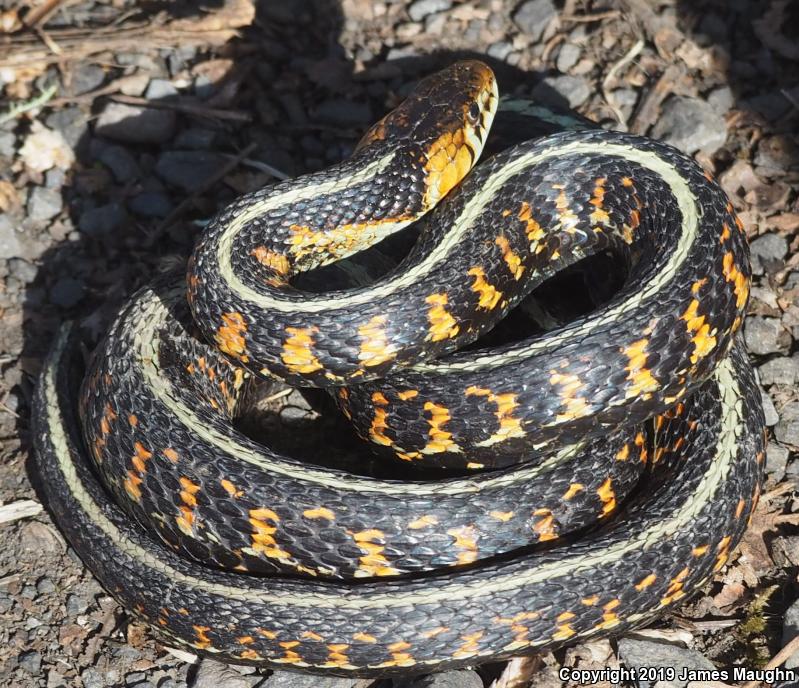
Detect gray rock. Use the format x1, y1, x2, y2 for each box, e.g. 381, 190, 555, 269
155, 151, 226, 193
708, 86, 734, 113
129, 192, 173, 218
0, 130, 15, 157
190, 660, 257, 688
98, 145, 141, 183
9, 258, 38, 283
174, 128, 217, 150
45, 106, 90, 149
487, 41, 514, 60
95, 102, 175, 144
556, 43, 581, 72
125, 673, 147, 685
396, 670, 483, 688
79, 203, 128, 235
314, 99, 372, 126
750, 232, 788, 274
45, 167, 66, 189
766, 443, 790, 480
81, 667, 105, 688
761, 390, 779, 427
618, 638, 716, 688
49, 277, 85, 308
651, 96, 727, 155
774, 401, 799, 448
37, 576, 56, 594
261, 670, 364, 687
66, 63, 105, 96
758, 356, 799, 387
27, 186, 62, 223
65, 592, 89, 615
744, 317, 790, 356
408, 0, 452, 21
21, 583, 37, 599
18, 650, 42, 675
755, 135, 798, 175
0, 215, 23, 259
533, 74, 591, 108
47, 668, 68, 688
513, 0, 557, 41
783, 598, 799, 669
146, 78, 179, 100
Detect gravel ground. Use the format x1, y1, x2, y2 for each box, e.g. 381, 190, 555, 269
1, 1, 798, 687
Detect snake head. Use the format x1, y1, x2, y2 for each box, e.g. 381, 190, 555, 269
356, 60, 499, 206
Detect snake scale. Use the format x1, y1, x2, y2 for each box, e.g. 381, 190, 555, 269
33, 61, 765, 677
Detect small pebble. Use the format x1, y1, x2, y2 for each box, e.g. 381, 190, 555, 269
556, 43, 581, 73
774, 401, 799, 448
79, 203, 128, 236
145, 78, 179, 100
744, 317, 790, 356
758, 356, 799, 387
618, 638, 715, 688
532, 74, 591, 108
66, 592, 89, 616
155, 151, 226, 193
36, 576, 56, 595
49, 277, 85, 308
128, 192, 174, 219
513, 0, 557, 42
98, 144, 142, 183
761, 391, 779, 427
81, 667, 105, 688
407, 0, 451, 22
190, 660, 256, 688
17, 650, 42, 675
766, 443, 790, 480
749, 232, 788, 275
652, 96, 727, 155
395, 670, 484, 688
95, 102, 176, 144
27, 186, 63, 223
262, 670, 365, 687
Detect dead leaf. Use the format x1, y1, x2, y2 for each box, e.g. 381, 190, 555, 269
491, 656, 543, 688
18, 122, 75, 172
738, 482, 799, 577
171, 0, 255, 32
0, 179, 21, 213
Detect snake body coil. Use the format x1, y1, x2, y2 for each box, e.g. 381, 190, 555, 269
34, 61, 765, 676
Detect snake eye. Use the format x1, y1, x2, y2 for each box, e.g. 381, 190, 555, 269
467, 102, 481, 124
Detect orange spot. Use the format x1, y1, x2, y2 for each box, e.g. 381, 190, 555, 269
622, 338, 659, 397
215, 312, 249, 363
495, 235, 525, 279
597, 478, 617, 517
421, 401, 460, 454
467, 267, 503, 309
353, 632, 377, 643
397, 389, 419, 401
369, 391, 392, 447
589, 177, 610, 225
549, 371, 589, 422
251, 246, 290, 276
489, 510, 514, 522
220, 479, 242, 497
351, 529, 400, 578
424, 293, 460, 342
722, 252, 750, 311
453, 631, 483, 658
303, 507, 335, 520
532, 508, 557, 542
635, 573, 657, 591
682, 299, 717, 364
465, 386, 525, 444
446, 525, 479, 565
358, 315, 397, 368
163, 448, 179, 463
518, 201, 545, 245
562, 483, 584, 500
408, 514, 439, 529
193, 625, 212, 650
249, 507, 291, 561
280, 326, 323, 375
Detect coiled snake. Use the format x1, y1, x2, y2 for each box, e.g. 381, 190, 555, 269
34, 61, 765, 676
